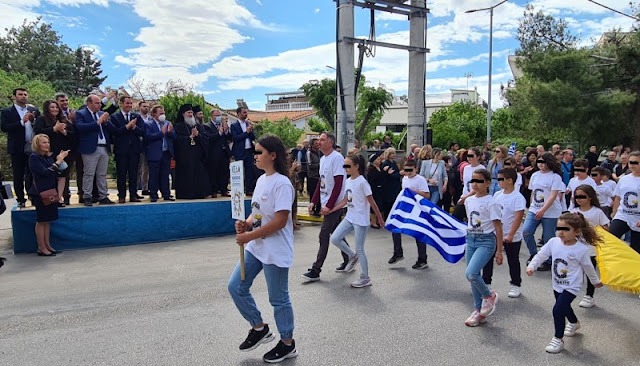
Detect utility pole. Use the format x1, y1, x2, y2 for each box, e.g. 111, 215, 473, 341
336, 0, 356, 153
407, 0, 427, 152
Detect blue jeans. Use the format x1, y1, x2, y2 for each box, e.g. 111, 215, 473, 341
228, 251, 294, 339
465, 233, 496, 311
330, 219, 369, 278
522, 211, 558, 256
428, 185, 440, 205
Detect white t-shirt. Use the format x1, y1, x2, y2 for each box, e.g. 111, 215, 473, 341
464, 194, 501, 234
344, 175, 373, 227
514, 173, 523, 193
246, 173, 295, 268
567, 176, 597, 210
604, 179, 617, 193
595, 182, 615, 207
462, 164, 486, 196
402, 174, 430, 193
319, 150, 346, 207
527, 237, 600, 295
571, 206, 610, 256
613, 174, 640, 232
493, 190, 527, 241
528, 170, 566, 218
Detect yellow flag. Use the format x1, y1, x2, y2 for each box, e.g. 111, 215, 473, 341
595, 227, 640, 294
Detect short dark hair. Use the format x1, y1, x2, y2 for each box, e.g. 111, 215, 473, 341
13, 88, 27, 96
449, 142, 458, 149
574, 159, 589, 170
498, 167, 517, 182
119, 95, 132, 104
54, 92, 68, 100
236, 106, 247, 114
404, 159, 417, 168
321, 131, 336, 145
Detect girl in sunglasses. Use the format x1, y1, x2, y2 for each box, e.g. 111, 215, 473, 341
522, 153, 566, 271
463, 169, 503, 327
570, 185, 609, 309
566, 159, 596, 211
329, 155, 385, 288
527, 212, 602, 354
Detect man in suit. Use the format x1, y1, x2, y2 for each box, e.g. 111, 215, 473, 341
230, 107, 257, 195
0, 88, 40, 207
110, 96, 144, 203
55, 92, 79, 205
145, 105, 175, 202
75, 95, 116, 206
136, 101, 152, 196
204, 109, 231, 197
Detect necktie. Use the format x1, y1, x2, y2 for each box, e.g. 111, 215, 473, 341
94, 113, 104, 139
126, 113, 130, 122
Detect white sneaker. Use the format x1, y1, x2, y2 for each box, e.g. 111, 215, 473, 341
344, 254, 359, 273
508, 286, 521, 298
350, 277, 372, 288
564, 322, 581, 337
545, 337, 564, 353
579, 295, 595, 308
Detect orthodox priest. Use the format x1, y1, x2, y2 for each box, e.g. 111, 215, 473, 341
173, 104, 210, 199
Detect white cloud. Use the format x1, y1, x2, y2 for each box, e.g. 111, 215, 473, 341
314, 8, 320, 14
81, 43, 103, 57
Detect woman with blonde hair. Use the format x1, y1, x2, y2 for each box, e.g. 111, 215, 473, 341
420, 147, 447, 205
28, 134, 69, 256
489, 145, 508, 195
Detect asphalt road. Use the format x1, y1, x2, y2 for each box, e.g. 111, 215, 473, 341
1, 224, 639, 366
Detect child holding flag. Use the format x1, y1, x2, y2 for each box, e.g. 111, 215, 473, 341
329, 155, 385, 288
463, 169, 503, 327
527, 212, 602, 354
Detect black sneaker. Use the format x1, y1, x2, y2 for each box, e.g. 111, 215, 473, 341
412, 261, 428, 269
526, 254, 535, 265
537, 262, 552, 272
335, 262, 348, 272
263, 340, 298, 363
301, 268, 320, 281
388, 255, 404, 264
239, 325, 275, 352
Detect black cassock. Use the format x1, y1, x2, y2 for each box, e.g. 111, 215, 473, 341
173, 122, 211, 199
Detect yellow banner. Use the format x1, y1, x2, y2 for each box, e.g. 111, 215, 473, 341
595, 227, 640, 294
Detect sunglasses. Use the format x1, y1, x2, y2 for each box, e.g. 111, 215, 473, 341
556, 226, 571, 231
630, 161, 640, 165
470, 179, 485, 183
536, 160, 546, 164
574, 195, 588, 199
497, 177, 505, 181
494, 150, 501, 153
254, 150, 263, 155
504, 163, 512, 167
404, 169, 414, 172
591, 173, 599, 177
343, 164, 351, 169
574, 168, 587, 173
467, 154, 475, 158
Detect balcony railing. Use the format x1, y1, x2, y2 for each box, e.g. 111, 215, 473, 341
265, 102, 312, 111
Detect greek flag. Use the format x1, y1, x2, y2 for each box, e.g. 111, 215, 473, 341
508, 142, 517, 156
385, 189, 467, 263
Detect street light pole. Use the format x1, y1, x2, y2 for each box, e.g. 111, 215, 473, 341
465, 0, 508, 143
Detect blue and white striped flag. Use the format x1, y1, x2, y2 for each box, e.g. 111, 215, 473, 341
385, 188, 467, 263
508, 142, 517, 156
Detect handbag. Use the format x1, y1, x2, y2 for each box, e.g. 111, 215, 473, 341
32, 178, 58, 206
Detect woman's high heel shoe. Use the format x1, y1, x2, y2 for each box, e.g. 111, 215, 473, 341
37, 250, 56, 257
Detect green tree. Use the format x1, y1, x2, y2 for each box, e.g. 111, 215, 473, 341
159, 93, 211, 123
307, 116, 332, 133
364, 129, 406, 151
429, 101, 488, 149
0, 69, 56, 109
253, 118, 304, 148
516, 4, 577, 56
301, 79, 336, 128
72, 47, 107, 96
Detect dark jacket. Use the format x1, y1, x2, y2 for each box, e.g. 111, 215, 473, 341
307, 149, 321, 180
109, 111, 144, 155
230, 120, 255, 160
28, 153, 62, 195
145, 119, 175, 161
204, 121, 231, 160
367, 164, 385, 202
381, 159, 402, 202
1, 105, 40, 155
75, 108, 115, 154
33, 116, 77, 155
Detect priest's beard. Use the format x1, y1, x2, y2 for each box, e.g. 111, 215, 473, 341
185, 117, 196, 127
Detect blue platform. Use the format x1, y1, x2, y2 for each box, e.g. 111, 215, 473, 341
11, 199, 251, 254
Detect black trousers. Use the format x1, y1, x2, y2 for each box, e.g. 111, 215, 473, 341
10, 153, 31, 203
610, 219, 640, 254
392, 233, 427, 262
207, 156, 230, 194
307, 177, 320, 214
482, 241, 522, 287
115, 153, 140, 199
312, 209, 349, 272
586, 256, 598, 297
242, 150, 257, 194
553, 290, 578, 339
453, 203, 466, 221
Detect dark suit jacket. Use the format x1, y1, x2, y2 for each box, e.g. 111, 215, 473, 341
145, 120, 175, 161
109, 111, 144, 155
28, 153, 62, 195
230, 121, 255, 160
1, 105, 40, 155
75, 108, 114, 155
204, 121, 231, 160
33, 116, 77, 155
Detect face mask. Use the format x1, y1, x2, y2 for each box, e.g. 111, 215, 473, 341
59, 161, 68, 170
214, 116, 222, 123
158, 114, 166, 122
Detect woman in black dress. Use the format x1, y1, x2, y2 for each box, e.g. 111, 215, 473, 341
28, 134, 69, 256
381, 147, 402, 219
367, 151, 385, 228
34, 100, 77, 206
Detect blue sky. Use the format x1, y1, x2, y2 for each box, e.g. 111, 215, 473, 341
2, 0, 637, 110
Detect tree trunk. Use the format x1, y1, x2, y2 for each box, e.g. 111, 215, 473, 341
355, 107, 375, 142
